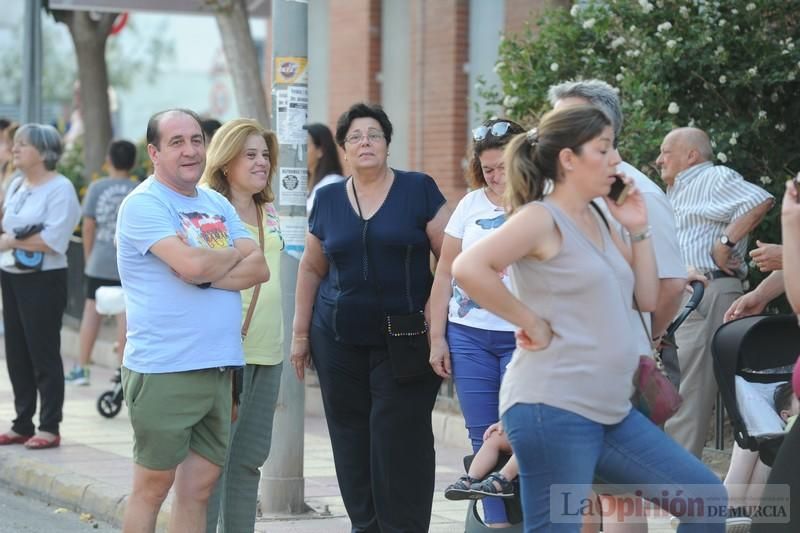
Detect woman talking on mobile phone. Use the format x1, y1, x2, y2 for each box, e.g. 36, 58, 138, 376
452, 105, 726, 532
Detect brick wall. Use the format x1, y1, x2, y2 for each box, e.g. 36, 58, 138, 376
408, 0, 470, 206
327, 0, 381, 127
505, 0, 571, 37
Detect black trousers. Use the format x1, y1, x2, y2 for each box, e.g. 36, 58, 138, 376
752, 420, 800, 532
1, 269, 67, 435
311, 325, 441, 533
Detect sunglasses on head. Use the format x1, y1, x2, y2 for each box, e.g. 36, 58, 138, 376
472, 121, 512, 141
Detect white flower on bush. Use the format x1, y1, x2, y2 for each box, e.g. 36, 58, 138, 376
729, 136, 737, 146
611, 36, 626, 49
718, 19, 727, 27
717, 152, 728, 163
493, 62, 505, 73
776, 123, 787, 132
625, 49, 642, 57
746, 2, 756, 11
503, 95, 519, 108
583, 18, 596, 29
616, 73, 624, 81
688, 118, 696, 127
634, 99, 644, 108
679, 6, 689, 17
668, 102, 680, 114
789, 72, 797, 81
714, 45, 725, 55
550, 62, 559, 72
657, 22, 672, 32
760, 176, 773, 185
732, 8, 739, 15
666, 39, 677, 48
570, 4, 581, 17
748, 67, 758, 76
758, 110, 767, 119
771, 93, 779, 102
719, 75, 727, 84
638, 0, 654, 13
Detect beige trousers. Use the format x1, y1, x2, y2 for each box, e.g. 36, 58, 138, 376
664, 277, 743, 457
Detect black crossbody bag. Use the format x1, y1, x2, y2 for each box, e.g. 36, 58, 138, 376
351, 178, 432, 382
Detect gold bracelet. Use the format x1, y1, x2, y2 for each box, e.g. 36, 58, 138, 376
293, 335, 309, 341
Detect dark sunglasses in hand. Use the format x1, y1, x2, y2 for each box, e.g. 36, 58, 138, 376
472, 121, 513, 141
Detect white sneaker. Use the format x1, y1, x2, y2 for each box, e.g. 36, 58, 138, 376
726, 516, 752, 533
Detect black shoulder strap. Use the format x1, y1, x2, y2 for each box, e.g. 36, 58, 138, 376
589, 201, 610, 229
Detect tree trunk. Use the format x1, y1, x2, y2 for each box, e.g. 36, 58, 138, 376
52, 10, 115, 184
214, 0, 271, 127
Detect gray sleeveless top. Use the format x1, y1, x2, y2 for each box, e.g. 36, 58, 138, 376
498, 200, 641, 424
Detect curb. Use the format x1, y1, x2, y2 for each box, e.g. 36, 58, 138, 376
0, 447, 170, 531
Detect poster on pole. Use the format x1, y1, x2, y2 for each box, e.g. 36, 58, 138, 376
276, 86, 308, 145
279, 167, 307, 207
280, 216, 306, 259
274, 57, 308, 84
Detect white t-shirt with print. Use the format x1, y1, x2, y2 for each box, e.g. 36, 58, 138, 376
444, 188, 515, 332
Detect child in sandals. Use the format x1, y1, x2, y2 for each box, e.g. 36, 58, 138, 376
445, 421, 518, 500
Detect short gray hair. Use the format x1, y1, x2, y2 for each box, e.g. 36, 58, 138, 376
15, 123, 63, 170
548, 79, 623, 139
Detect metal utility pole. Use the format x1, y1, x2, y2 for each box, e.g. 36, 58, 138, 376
260, 0, 309, 515
21, 0, 43, 124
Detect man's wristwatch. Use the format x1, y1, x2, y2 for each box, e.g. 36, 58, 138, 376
720, 234, 736, 248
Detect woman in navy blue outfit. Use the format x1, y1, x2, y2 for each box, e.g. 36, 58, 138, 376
290, 102, 451, 532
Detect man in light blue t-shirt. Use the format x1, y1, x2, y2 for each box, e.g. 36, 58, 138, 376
116, 108, 268, 533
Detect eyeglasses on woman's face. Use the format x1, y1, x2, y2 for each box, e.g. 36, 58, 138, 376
345, 129, 385, 145
472, 121, 513, 141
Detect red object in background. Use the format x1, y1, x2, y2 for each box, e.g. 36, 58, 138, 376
109, 12, 128, 36
793, 355, 800, 399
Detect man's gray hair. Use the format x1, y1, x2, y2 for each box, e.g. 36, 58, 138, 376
15, 123, 63, 171
548, 79, 623, 138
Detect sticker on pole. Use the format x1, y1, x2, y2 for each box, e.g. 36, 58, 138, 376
275, 57, 308, 84
279, 167, 308, 207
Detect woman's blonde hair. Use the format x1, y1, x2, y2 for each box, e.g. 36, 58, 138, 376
201, 118, 278, 205
504, 105, 611, 215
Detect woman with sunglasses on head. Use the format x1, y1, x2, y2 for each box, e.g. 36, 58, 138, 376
291, 102, 451, 532
304, 123, 345, 213
0, 124, 81, 450
452, 105, 726, 532
429, 118, 524, 527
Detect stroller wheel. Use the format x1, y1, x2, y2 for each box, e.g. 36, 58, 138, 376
97, 390, 123, 418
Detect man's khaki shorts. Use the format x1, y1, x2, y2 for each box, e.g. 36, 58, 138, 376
121, 366, 232, 470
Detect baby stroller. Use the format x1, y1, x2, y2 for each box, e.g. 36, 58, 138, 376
463, 281, 706, 532
94, 286, 126, 419
712, 314, 800, 466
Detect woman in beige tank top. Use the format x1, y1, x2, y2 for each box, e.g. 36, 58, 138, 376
452, 105, 726, 532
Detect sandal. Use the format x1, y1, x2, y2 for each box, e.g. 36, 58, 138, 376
24, 434, 60, 450
444, 474, 480, 501
469, 472, 515, 499
0, 431, 32, 445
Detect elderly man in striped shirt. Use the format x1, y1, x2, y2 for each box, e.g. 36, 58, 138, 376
657, 127, 774, 458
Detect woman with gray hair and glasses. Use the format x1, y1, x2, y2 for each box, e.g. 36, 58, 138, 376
0, 123, 81, 450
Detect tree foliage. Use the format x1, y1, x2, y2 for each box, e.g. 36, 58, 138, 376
481, 0, 800, 256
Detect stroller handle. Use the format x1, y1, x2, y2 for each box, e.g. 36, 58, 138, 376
665, 280, 705, 337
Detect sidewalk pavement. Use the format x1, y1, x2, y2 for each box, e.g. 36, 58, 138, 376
0, 325, 686, 532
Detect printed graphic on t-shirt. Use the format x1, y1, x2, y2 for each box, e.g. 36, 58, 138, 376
178, 211, 232, 249
474, 213, 505, 230
94, 183, 135, 243
453, 283, 480, 317
264, 203, 285, 250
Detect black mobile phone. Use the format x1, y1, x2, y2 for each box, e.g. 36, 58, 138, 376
608, 174, 632, 206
